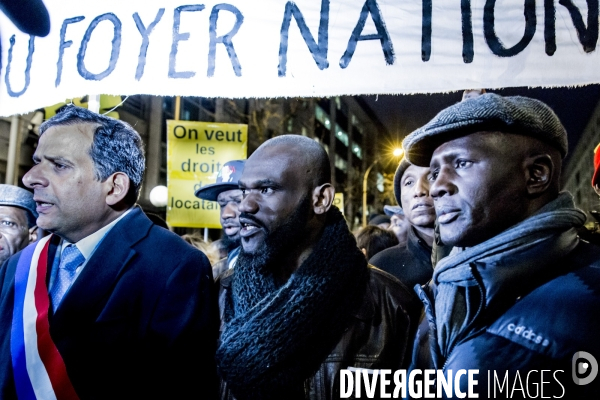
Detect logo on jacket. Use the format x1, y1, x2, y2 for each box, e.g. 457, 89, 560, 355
572, 351, 598, 385
507, 323, 550, 347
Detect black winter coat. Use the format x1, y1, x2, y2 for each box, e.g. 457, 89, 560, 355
411, 240, 600, 399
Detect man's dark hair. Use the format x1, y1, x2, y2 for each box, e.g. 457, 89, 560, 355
260, 134, 331, 187
39, 105, 145, 205
356, 225, 399, 260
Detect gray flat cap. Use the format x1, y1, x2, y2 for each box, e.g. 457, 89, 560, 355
0, 184, 37, 227
402, 93, 568, 166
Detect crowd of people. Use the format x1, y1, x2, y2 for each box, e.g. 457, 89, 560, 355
0, 92, 599, 399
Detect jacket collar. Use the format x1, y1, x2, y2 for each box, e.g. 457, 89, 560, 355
406, 226, 433, 264
49, 206, 152, 333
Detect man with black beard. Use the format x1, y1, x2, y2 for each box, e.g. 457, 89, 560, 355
215, 135, 421, 400
234, 194, 312, 281
195, 160, 245, 278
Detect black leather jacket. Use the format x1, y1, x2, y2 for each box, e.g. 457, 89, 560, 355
217, 265, 422, 400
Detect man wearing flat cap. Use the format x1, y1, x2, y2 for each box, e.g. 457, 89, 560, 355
404, 93, 600, 397
0, 185, 38, 265
195, 159, 245, 278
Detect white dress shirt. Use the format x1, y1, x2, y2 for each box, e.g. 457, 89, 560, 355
48, 209, 132, 294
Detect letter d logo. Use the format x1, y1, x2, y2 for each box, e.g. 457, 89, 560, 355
572, 351, 598, 385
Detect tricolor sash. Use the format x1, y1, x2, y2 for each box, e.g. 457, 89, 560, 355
11, 235, 79, 400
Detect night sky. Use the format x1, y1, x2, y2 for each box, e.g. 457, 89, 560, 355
363, 84, 600, 168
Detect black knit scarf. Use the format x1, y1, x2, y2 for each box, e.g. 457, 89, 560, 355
216, 207, 369, 400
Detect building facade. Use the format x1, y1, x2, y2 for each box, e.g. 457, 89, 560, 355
5, 95, 390, 231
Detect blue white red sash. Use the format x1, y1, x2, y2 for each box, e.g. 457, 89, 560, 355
11, 235, 79, 400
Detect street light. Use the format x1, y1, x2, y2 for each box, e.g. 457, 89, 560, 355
362, 147, 404, 228
149, 185, 168, 207
362, 160, 378, 228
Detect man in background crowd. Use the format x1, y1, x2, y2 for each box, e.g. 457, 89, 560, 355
368, 213, 391, 229
404, 93, 600, 397
195, 159, 245, 278
579, 143, 600, 245
216, 134, 420, 400
0, 185, 38, 265
355, 225, 398, 259
370, 159, 436, 289
0, 105, 218, 399
594, 143, 600, 197
384, 204, 410, 245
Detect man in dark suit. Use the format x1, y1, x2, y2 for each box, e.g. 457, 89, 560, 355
0, 105, 218, 399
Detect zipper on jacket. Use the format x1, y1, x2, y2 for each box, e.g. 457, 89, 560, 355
441, 262, 487, 371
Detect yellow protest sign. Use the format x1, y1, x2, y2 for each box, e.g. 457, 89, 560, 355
166, 121, 247, 228
334, 192, 344, 215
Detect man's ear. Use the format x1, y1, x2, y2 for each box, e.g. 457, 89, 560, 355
28, 226, 38, 243
105, 172, 131, 206
312, 183, 335, 215
595, 184, 600, 197
524, 154, 553, 195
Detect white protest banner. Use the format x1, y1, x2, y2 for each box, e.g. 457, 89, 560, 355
1, 0, 599, 116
